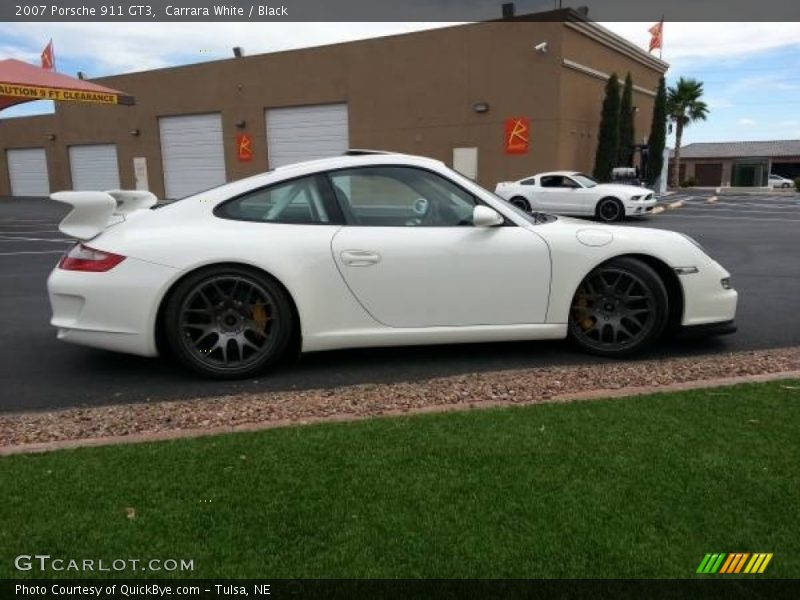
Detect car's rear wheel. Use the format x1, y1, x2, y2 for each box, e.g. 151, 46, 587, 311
509, 196, 532, 212
595, 197, 624, 222
164, 266, 293, 379
568, 257, 668, 357
783, 182, 791, 189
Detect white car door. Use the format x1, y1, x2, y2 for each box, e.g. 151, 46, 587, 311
537, 175, 582, 214
328, 166, 551, 328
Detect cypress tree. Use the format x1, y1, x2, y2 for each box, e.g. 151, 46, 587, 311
646, 76, 667, 186
593, 73, 621, 182
618, 73, 635, 167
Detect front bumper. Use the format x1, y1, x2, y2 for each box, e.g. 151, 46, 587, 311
47, 257, 179, 357
679, 319, 737, 337
676, 258, 739, 328
624, 197, 657, 216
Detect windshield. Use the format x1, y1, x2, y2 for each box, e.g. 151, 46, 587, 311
572, 173, 598, 188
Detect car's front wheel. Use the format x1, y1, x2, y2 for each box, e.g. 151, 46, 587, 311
595, 197, 624, 222
164, 266, 294, 379
568, 257, 668, 357
508, 195, 532, 212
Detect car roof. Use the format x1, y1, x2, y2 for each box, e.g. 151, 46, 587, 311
278, 151, 444, 173
168, 151, 452, 204
208, 151, 448, 192
520, 171, 580, 180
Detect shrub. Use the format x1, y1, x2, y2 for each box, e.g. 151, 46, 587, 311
794, 177, 800, 192
680, 176, 698, 188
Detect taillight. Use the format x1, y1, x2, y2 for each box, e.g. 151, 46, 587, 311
58, 243, 126, 272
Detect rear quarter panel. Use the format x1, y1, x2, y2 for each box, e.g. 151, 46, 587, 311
88, 203, 381, 344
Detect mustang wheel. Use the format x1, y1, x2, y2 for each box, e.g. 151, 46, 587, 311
596, 197, 624, 222
164, 267, 293, 378
509, 196, 532, 212
568, 257, 668, 357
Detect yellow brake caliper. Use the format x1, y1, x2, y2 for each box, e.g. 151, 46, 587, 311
574, 295, 595, 331
251, 303, 270, 332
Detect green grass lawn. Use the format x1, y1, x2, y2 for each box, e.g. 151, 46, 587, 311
1, 380, 798, 579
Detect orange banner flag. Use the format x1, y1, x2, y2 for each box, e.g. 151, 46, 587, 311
41, 39, 55, 70
648, 21, 663, 53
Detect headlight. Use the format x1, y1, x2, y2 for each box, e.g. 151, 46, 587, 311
721, 277, 732, 290
630, 195, 642, 201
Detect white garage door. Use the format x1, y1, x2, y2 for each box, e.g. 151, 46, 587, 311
266, 103, 349, 168
69, 144, 121, 191
7, 148, 49, 197
159, 113, 226, 199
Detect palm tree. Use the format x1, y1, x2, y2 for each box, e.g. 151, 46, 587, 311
667, 78, 709, 187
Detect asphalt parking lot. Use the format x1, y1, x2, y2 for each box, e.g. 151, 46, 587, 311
1, 191, 799, 413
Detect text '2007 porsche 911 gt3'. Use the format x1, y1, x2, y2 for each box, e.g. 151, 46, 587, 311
48, 152, 737, 378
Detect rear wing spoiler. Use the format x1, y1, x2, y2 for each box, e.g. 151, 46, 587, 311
51, 190, 157, 240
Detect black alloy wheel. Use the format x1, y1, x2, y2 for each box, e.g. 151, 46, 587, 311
164, 267, 293, 378
568, 257, 668, 356
596, 197, 624, 222
509, 196, 532, 212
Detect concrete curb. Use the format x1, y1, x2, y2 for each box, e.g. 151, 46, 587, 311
3, 369, 799, 457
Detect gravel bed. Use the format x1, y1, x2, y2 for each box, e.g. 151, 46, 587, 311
2, 347, 799, 448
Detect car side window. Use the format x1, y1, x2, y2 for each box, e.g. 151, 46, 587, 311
216, 174, 340, 224
328, 166, 478, 227
540, 176, 560, 188
562, 177, 580, 188
521, 177, 537, 186
541, 176, 577, 189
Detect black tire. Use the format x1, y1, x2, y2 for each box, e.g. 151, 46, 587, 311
164, 266, 294, 379
783, 183, 791, 189
595, 197, 625, 222
509, 196, 532, 212
568, 257, 668, 357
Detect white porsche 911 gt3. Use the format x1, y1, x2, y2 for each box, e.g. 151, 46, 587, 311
48, 152, 737, 378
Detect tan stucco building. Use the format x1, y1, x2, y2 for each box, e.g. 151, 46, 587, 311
0, 10, 667, 199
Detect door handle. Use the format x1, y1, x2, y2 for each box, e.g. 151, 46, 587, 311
340, 250, 381, 267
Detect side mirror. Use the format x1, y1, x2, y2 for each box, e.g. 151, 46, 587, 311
473, 205, 504, 227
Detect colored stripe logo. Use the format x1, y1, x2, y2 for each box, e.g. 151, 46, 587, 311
697, 553, 773, 574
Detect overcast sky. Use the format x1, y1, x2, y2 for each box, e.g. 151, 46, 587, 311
2, 21, 800, 144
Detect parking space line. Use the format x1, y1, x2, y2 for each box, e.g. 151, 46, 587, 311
673, 206, 800, 215
657, 213, 800, 222
711, 204, 800, 210
0, 250, 66, 256
0, 229, 63, 234
0, 218, 59, 223
0, 237, 73, 243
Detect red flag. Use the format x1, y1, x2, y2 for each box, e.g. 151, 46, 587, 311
41, 39, 55, 70
648, 21, 663, 53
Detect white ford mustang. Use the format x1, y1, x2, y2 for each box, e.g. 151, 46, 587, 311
48, 152, 737, 378
495, 171, 657, 222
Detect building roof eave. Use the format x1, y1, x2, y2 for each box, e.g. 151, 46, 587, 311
564, 20, 669, 74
